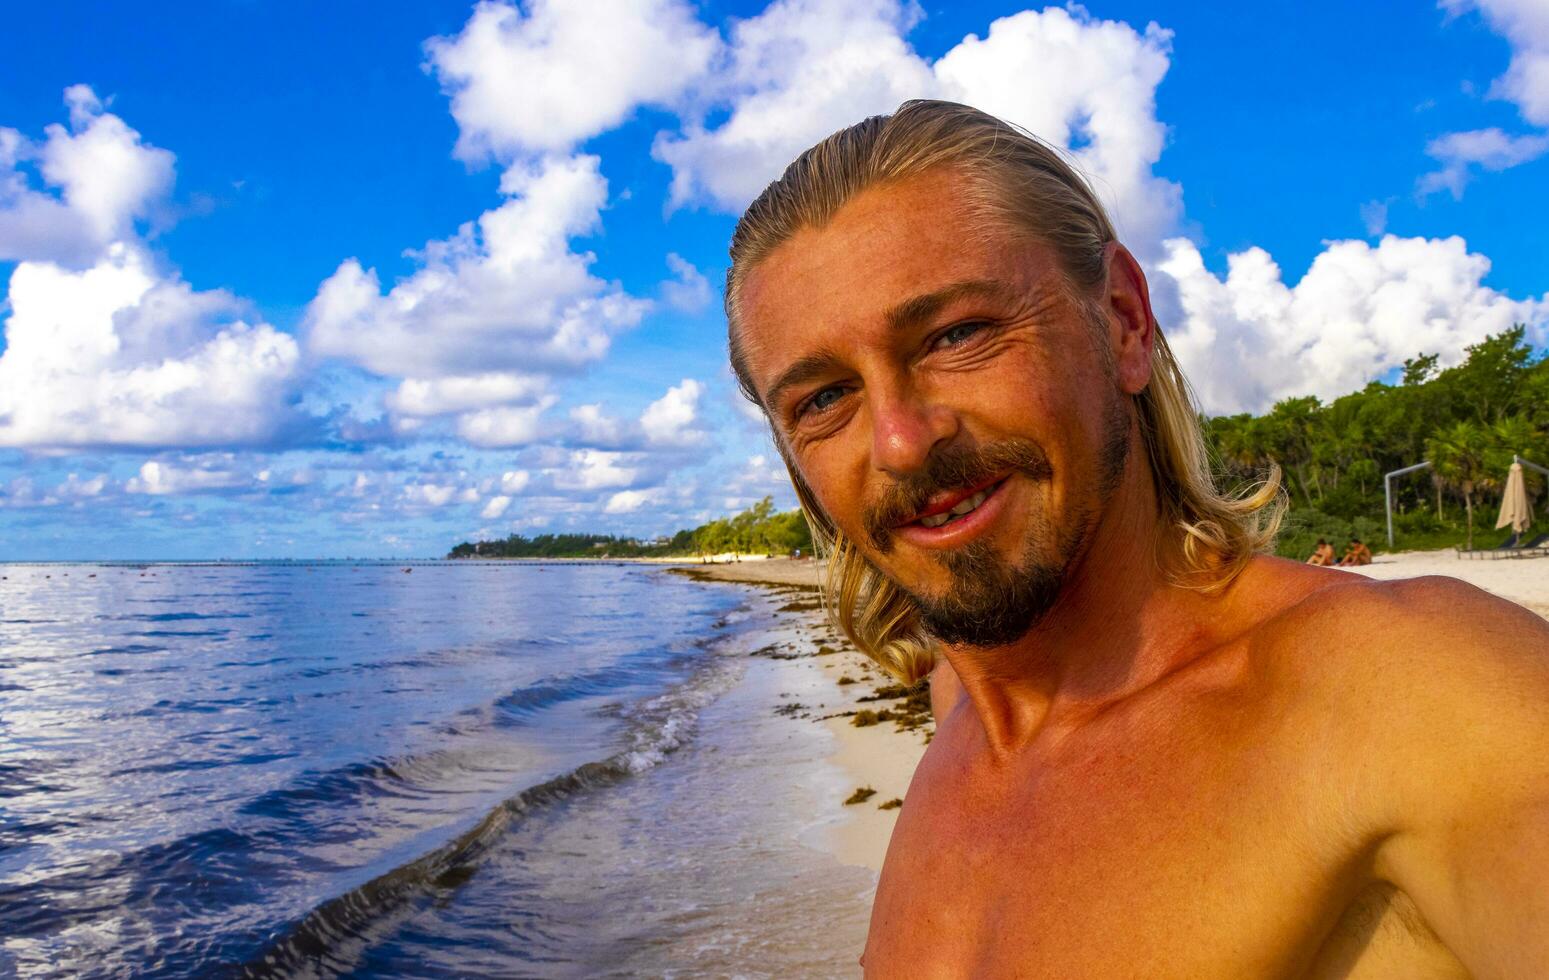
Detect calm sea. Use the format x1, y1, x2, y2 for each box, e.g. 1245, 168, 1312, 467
0, 563, 874, 978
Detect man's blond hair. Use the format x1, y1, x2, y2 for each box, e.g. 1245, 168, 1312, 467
725, 100, 1283, 685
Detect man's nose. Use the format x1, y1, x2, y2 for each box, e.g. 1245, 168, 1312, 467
869, 384, 958, 477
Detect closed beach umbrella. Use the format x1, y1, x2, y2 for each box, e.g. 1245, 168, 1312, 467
1496, 461, 1533, 534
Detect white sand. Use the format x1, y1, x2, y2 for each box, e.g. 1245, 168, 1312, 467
1342, 548, 1549, 618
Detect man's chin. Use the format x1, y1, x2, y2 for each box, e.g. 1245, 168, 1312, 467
905, 543, 1069, 649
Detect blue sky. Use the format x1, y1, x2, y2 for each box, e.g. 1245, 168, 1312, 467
1, 0, 1545, 559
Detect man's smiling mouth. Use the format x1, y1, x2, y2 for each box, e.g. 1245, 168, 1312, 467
905, 477, 1007, 529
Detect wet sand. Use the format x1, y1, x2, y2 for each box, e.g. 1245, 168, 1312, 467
668, 559, 930, 873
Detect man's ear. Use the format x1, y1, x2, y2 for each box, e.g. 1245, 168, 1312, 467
1103, 242, 1155, 396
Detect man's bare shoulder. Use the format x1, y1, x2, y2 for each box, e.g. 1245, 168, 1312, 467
1238, 556, 1549, 686
1237, 557, 1549, 820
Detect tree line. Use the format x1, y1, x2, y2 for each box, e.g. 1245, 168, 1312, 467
447, 495, 813, 559
1204, 325, 1549, 554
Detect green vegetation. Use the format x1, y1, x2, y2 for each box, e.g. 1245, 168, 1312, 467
452, 326, 1549, 561
1203, 326, 1549, 555
447, 494, 813, 559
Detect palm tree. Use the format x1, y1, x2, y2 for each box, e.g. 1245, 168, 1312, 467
1427, 421, 1493, 550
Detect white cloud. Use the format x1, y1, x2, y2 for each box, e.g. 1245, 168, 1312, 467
652, 2, 1180, 254
454, 396, 558, 447
569, 403, 626, 445
554, 448, 639, 490
307, 154, 645, 382
0, 85, 174, 266
933, 7, 1179, 254
481, 494, 512, 519
383, 372, 550, 416
499, 469, 532, 494
425, 0, 718, 161
1159, 234, 1549, 415
660, 252, 712, 312
1424, 1, 1549, 198
639, 377, 706, 446
1359, 199, 1390, 237
1417, 127, 1549, 198
0, 244, 302, 449
0, 471, 112, 508
1443, 0, 1549, 125
603, 487, 663, 514
126, 459, 247, 495
403, 483, 459, 507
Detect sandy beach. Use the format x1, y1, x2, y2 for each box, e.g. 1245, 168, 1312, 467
670, 558, 930, 873
673, 549, 1549, 875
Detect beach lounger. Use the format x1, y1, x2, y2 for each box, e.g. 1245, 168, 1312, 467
1459, 531, 1549, 560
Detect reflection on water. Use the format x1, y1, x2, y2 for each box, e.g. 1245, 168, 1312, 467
0, 563, 872, 978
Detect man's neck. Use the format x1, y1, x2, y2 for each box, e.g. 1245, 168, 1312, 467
941, 451, 1237, 758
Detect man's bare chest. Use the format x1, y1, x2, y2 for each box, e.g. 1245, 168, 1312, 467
860, 698, 1440, 978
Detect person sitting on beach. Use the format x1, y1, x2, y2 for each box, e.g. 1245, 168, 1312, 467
725, 100, 1549, 977
1305, 537, 1336, 566
1340, 537, 1372, 567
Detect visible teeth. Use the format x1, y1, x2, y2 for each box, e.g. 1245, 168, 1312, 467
918, 488, 990, 529
950, 490, 987, 516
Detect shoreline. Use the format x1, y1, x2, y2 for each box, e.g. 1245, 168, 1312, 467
670, 558, 930, 873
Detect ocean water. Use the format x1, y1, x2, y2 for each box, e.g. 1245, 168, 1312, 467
0, 563, 874, 978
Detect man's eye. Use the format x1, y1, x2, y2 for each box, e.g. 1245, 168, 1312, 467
933, 321, 988, 349
806, 386, 846, 413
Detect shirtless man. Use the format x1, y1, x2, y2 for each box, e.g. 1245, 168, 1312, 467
1340, 537, 1373, 567
724, 101, 1549, 977
1307, 538, 1337, 566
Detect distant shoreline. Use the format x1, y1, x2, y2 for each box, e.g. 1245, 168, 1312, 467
665, 556, 823, 588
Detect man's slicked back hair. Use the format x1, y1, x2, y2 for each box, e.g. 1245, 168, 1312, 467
726, 99, 1283, 685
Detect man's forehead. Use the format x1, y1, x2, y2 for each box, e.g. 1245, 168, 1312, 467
737, 172, 1057, 385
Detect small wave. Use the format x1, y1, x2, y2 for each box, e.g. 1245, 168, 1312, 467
237, 652, 744, 978
99, 611, 253, 623
80, 644, 167, 658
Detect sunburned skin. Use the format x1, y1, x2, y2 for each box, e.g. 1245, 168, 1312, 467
736, 167, 1549, 978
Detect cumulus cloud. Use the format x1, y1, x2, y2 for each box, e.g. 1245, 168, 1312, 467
126, 459, 248, 495
569, 403, 626, 445
1424, 1, 1549, 198
403, 483, 460, 508
382, 372, 550, 417
481, 494, 512, 519
0, 243, 302, 449
603, 487, 663, 514
553, 449, 640, 491
454, 396, 559, 447
1443, 0, 1549, 125
426, 0, 718, 160
305, 153, 647, 441
1160, 234, 1549, 414
0, 472, 112, 508
497, 470, 532, 494
653, 2, 1180, 253
0, 85, 174, 266
308, 154, 642, 380
1418, 127, 1549, 198
660, 252, 713, 312
0, 89, 304, 453
639, 378, 706, 446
